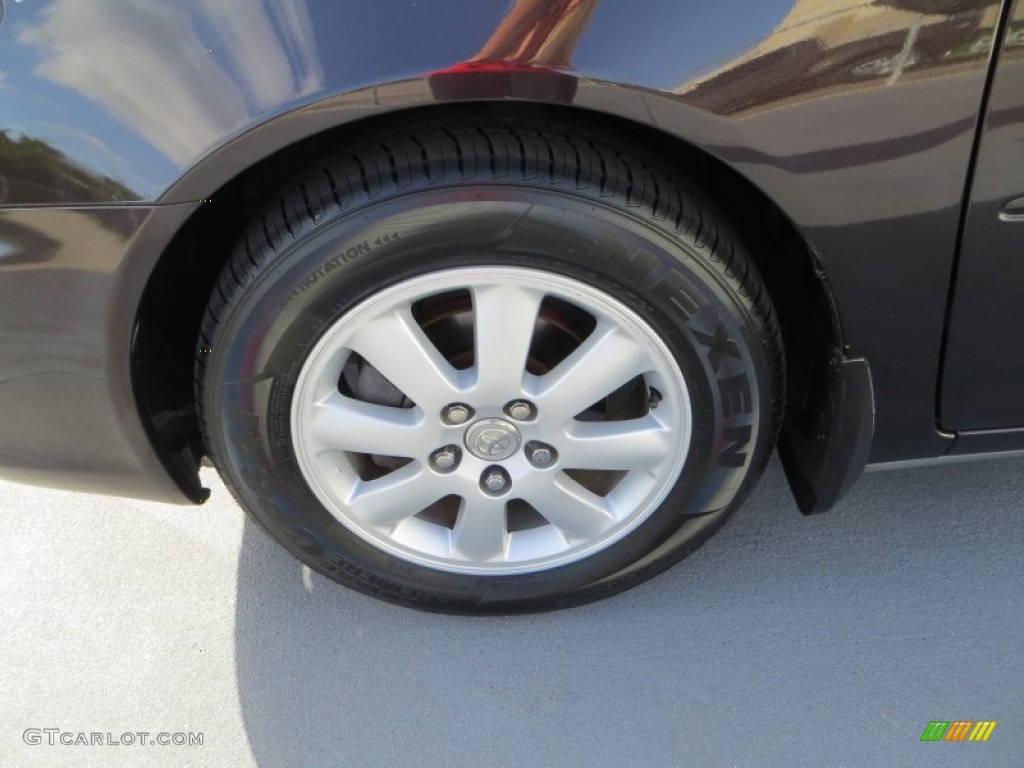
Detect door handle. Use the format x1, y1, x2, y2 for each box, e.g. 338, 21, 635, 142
1000, 197, 1024, 222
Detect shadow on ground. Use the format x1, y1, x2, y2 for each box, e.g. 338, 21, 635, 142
234, 458, 1023, 767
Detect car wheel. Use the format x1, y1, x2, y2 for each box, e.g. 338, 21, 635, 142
196, 117, 783, 613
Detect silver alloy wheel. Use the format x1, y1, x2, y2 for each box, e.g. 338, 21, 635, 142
290, 267, 692, 575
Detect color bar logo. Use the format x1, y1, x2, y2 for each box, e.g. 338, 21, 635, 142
920, 721, 997, 742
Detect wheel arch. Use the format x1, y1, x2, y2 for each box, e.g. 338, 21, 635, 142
132, 98, 857, 509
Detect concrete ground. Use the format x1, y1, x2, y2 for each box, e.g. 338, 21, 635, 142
0, 456, 1021, 768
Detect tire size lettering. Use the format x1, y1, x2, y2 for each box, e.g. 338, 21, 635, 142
291, 232, 401, 295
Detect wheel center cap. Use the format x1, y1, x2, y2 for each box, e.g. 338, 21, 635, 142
464, 418, 521, 461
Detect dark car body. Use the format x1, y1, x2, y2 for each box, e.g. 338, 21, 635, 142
0, 0, 1022, 511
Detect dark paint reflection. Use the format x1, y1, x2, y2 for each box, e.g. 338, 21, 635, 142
430, 0, 596, 102
1, 0, 327, 201
0, 131, 139, 204
0, 217, 60, 267
467, 0, 595, 68
0, 206, 151, 481
0, 0, 1016, 478
939, 0, 1024, 430
0, 0, 1005, 205
679, 0, 1002, 116
1, 0, 508, 202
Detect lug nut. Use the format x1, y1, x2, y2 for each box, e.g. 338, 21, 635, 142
443, 403, 473, 425
527, 442, 557, 467
505, 400, 536, 421
648, 387, 663, 410
531, 448, 553, 465
481, 467, 510, 495
430, 445, 460, 472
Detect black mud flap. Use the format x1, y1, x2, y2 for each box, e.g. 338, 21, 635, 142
777, 357, 874, 514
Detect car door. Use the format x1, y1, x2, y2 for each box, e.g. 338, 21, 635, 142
941, 0, 1024, 432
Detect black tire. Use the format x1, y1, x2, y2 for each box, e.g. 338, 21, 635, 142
196, 115, 784, 614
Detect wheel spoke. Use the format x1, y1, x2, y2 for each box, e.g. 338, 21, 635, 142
472, 283, 543, 399
525, 475, 614, 540
345, 462, 435, 527
347, 308, 462, 410
560, 415, 672, 470
310, 393, 430, 457
531, 323, 652, 423
451, 496, 508, 561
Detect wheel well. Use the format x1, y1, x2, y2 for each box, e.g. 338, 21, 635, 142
132, 101, 842, 500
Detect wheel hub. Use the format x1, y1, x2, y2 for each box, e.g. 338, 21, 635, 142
464, 418, 521, 461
